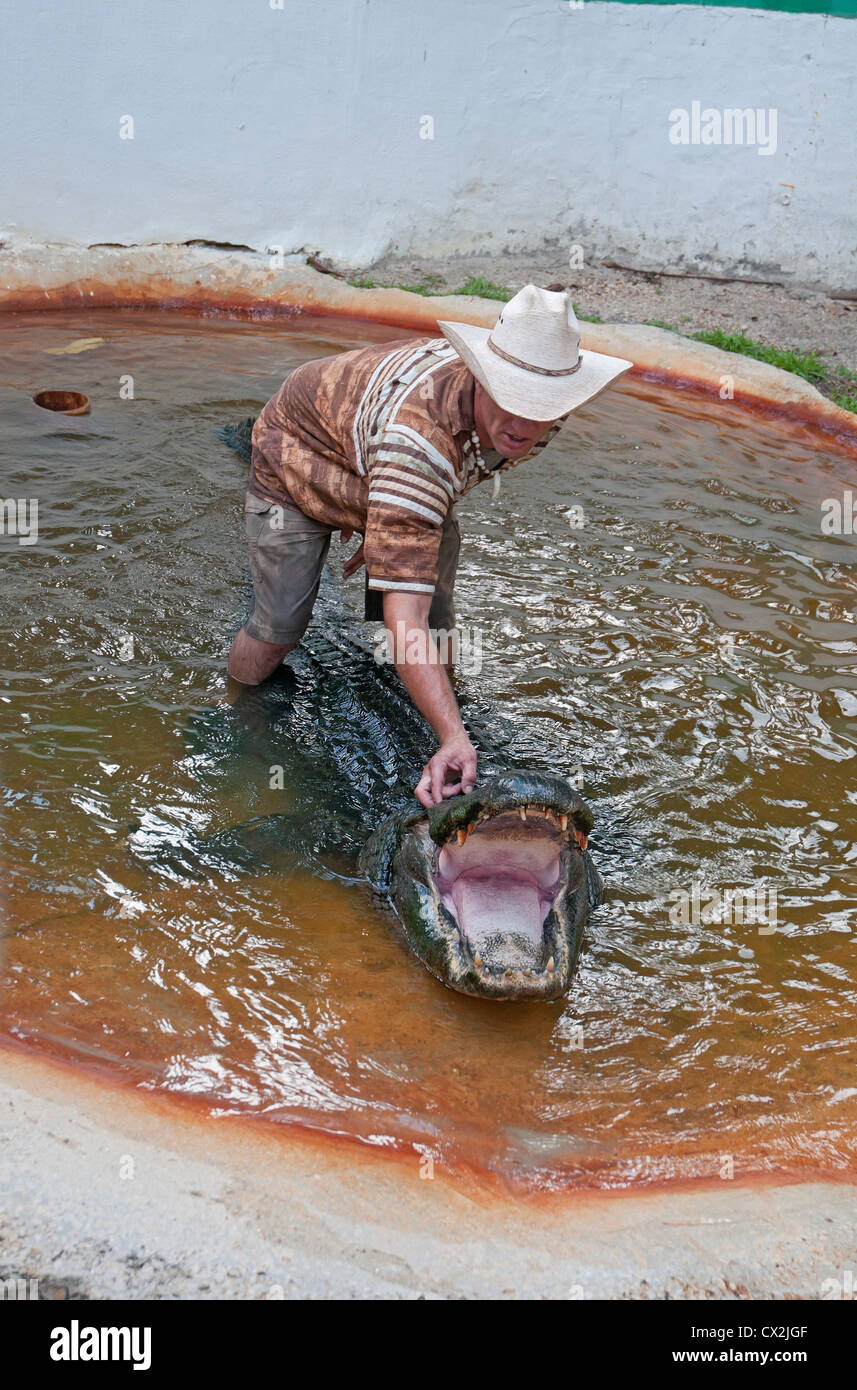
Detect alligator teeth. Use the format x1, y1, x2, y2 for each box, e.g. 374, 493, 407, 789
457, 827, 468, 846
474, 952, 483, 969
547, 956, 555, 973
519, 807, 527, 821
560, 814, 568, 831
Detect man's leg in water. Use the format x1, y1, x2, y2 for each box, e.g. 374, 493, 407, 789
228, 494, 333, 690
428, 510, 461, 675
227, 629, 293, 687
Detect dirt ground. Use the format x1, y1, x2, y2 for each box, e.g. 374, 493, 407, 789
349, 251, 857, 407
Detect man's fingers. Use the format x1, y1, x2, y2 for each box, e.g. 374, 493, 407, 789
415, 769, 433, 809
461, 748, 477, 792
430, 756, 447, 807
416, 741, 477, 808
342, 541, 365, 578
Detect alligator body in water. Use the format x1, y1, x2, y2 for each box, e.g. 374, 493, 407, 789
135, 580, 605, 1000
137, 422, 604, 999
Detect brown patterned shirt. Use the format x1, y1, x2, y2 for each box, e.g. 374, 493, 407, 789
250, 335, 561, 595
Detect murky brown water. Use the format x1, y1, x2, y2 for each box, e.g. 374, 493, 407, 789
1, 309, 856, 1191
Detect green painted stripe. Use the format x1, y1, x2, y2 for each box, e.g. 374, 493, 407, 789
603, 0, 856, 15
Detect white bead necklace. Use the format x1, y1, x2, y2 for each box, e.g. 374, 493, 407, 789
470, 429, 484, 470
470, 428, 502, 500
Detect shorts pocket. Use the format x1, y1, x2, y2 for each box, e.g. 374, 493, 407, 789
245, 495, 275, 543
245, 492, 274, 515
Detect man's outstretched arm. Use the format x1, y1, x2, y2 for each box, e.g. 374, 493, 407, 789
382, 591, 476, 808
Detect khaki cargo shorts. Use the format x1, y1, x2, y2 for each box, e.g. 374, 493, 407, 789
241, 491, 460, 646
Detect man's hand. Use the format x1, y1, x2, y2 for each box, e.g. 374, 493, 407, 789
341, 535, 365, 579
415, 730, 476, 809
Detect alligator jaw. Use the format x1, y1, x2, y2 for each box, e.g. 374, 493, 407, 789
414, 802, 585, 999
367, 771, 597, 1001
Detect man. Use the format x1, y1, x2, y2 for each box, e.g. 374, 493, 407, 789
227, 284, 632, 807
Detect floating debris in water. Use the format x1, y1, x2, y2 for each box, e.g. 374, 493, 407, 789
45, 337, 105, 355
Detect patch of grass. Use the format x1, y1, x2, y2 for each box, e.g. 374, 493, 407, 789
388, 273, 447, 296
451, 276, 512, 301
573, 304, 602, 323
830, 388, 857, 414
836, 364, 857, 381
689, 329, 827, 385
644, 318, 679, 332
349, 272, 497, 298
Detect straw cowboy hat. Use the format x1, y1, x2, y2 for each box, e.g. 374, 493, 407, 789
438, 284, 633, 422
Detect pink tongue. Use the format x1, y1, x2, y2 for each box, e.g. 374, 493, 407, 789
450, 875, 544, 947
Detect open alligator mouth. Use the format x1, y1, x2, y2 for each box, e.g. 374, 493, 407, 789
369, 773, 597, 999
429, 803, 587, 988
361, 770, 600, 1000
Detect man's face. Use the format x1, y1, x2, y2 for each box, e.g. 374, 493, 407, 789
473, 381, 560, 458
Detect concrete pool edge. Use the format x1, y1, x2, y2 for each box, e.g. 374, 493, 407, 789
2, 241, 856, 453
2, 1040, 855, 1300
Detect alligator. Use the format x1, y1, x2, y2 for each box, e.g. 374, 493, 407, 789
134, 420, 605, 1000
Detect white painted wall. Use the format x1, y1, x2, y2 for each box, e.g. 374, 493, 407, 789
2, 0, 855, 288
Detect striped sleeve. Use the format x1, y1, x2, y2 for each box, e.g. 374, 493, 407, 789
363, 423, 456, 594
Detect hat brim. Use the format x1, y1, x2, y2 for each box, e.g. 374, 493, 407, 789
437, 319, 633, 422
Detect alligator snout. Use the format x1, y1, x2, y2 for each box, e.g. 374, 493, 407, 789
362, 771, 603, 1000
